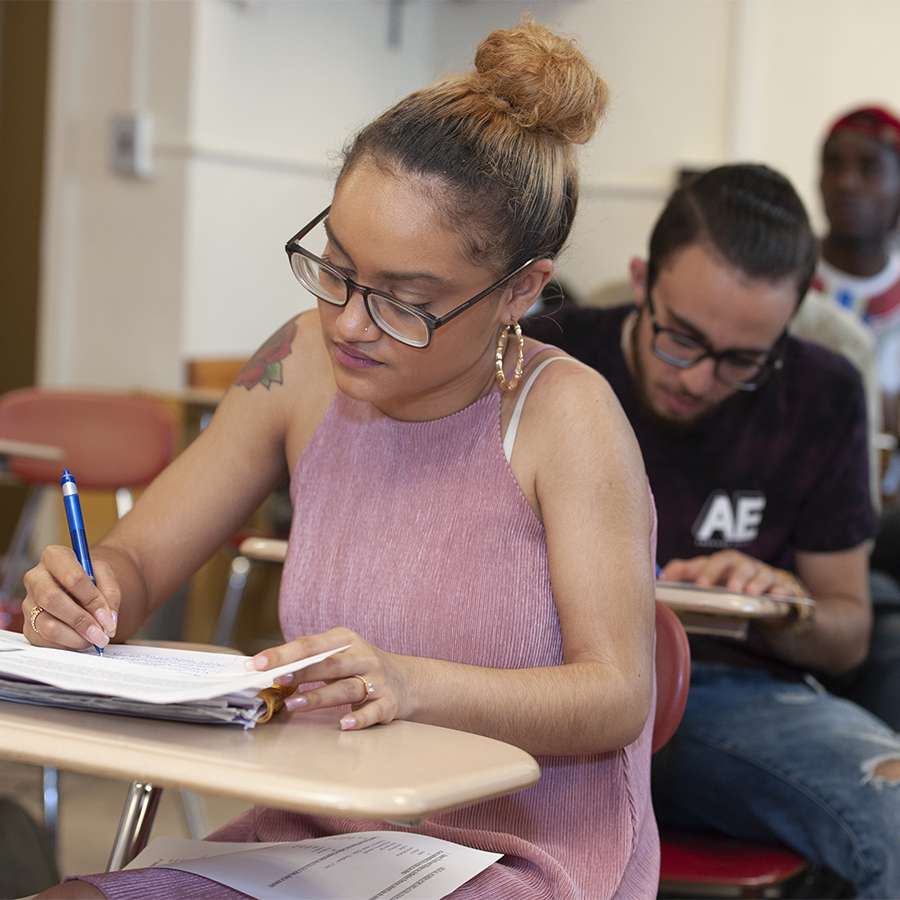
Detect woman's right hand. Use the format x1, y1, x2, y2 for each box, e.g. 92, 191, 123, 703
22, 545, 119, 650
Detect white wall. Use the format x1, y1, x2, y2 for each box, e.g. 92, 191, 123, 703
428, 0, 733, 298
40, 0, 194, 390
39, 0, 900, 390
731, 0, 900, 231
181, 0, 437, 358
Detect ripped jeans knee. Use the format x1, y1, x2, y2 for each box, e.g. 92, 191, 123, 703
862, 754, 900, 788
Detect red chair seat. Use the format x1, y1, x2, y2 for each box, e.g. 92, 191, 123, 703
661, 830, 807, 890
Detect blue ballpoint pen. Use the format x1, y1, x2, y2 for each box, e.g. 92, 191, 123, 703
60, 469, 104, 656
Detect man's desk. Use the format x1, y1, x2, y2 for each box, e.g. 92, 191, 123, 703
237, 544, 807, 642
0, 702, 540, 870
657, 582, 814, 639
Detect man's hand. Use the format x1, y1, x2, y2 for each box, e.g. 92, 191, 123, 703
661, 550, 807, 597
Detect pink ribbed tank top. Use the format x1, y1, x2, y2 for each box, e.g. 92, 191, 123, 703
270, 348, 660, 898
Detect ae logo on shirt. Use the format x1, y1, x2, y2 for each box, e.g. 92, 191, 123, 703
692, 490, 766, 547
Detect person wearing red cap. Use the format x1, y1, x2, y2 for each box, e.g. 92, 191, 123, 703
816, 105, 900, 430
814, 106, 900, 742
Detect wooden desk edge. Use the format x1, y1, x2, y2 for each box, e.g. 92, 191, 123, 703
0, 709, 540, 823
0, 438, 64, 462
657, 585, 815, 620
238, 537, 288, 562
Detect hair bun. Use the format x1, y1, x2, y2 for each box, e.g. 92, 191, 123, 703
472, 18, 608, 144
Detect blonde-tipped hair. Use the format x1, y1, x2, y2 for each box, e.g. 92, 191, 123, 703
340, 18, 608, 271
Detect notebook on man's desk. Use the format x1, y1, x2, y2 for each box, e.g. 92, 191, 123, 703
0, 630, 345, 728
655, 581, 816, 639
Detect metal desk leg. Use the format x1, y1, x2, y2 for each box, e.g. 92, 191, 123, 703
42, 766, 59, 854
106, 782, 163, 872
179, 789, 208, 839
213, 554, 251, 646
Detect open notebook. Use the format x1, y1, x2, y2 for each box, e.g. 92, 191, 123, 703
0, 630, 346, 728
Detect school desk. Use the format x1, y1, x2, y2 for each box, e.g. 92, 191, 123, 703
0, 698, 540, 871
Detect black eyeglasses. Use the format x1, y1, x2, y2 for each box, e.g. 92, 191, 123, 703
645, 291, 785, 391
284, 206, 535, 349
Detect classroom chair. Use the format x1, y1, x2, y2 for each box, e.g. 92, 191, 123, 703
0, 388, 176, 622
653, 603, 816, 898
0, 387, 176, 851
213, 536, 288, 646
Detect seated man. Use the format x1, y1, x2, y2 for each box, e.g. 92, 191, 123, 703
524, 163, 900, 899
812, 105, 900, 730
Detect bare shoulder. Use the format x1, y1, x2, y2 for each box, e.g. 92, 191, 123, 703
510, 345, 645, 496
232, 311, 329, 394
227, 311, 333, 408
512, 349, 650, 546
521, 347, 633, 445
209, 311, 334, 449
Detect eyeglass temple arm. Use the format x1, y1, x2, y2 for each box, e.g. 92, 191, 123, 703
284, 206, 332, 252
432, 258, 538, 329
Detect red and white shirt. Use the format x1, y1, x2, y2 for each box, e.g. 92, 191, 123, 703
814, 251, 900, 392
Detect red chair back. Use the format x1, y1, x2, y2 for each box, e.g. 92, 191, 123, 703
0, 389, 176, 489
653, 601, 691, 753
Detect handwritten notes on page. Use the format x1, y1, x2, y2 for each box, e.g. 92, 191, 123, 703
127, 832, 502, 899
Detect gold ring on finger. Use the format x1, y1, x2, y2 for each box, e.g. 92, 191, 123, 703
30, 605, 45, 635
351, 674, 376, 703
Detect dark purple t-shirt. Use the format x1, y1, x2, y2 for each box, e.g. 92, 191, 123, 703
525, 304, 876, 671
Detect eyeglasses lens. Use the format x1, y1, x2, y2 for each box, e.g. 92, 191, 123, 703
653, 331, 765, 389
289, 251, 431, 347
290, 254, 345, 306
367, 295, 430, 347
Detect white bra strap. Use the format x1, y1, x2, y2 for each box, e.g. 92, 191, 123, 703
503, 355, 577, 463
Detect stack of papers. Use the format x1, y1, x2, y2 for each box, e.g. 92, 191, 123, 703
0, 630, 346, 728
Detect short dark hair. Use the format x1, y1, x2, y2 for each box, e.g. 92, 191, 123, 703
647, 164, 817, 305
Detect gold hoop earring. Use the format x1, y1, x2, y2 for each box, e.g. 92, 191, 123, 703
495, 322, 525, 392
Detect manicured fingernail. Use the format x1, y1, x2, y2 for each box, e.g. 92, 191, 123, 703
87, 625, 109, 647
285, 695, 307, 712
340, 716, 357, 730
275, 674, 294, 686
96, 608, 114, 635
246, 654, 268, 671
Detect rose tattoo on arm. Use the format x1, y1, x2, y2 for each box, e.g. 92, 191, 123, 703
235, 320, 297, 391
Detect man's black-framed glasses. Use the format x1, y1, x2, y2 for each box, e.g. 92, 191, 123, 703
645, 291, 785, 391
284, 206, 536, 349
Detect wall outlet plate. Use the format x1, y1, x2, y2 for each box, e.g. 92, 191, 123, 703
110, 112, 154, 179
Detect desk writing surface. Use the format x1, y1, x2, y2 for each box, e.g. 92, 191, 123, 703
0, 703, 539, 822
158, 388, 225, 409
656, 582, 812, 619
0, 437, 64, 463
656, 582, 814, 639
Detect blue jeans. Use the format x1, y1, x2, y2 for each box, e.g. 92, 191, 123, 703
652, 663, 900, 898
